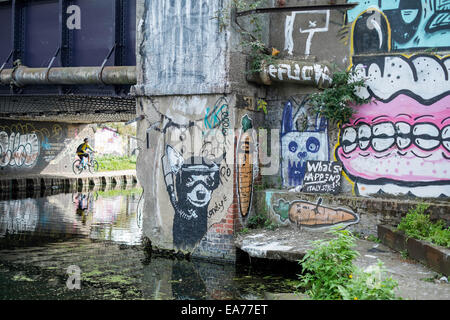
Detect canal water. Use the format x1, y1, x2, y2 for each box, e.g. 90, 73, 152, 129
0, 187, 299, 300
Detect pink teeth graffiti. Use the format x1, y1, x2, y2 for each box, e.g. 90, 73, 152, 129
336, 55, 450, 197
342, 2, 450, 198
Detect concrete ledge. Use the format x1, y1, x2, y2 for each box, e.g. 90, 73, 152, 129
0, 170, 139, 194
378, 225, 450, 276
264, 292, 309, 300
234, 228, 328, 262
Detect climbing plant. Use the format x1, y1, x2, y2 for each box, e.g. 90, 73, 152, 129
307, 70, 370, 125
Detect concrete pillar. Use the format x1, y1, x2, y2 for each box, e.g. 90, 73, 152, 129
134, 0, 270, 263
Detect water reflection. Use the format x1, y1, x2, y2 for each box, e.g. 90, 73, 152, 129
0, 187, 300, 300
141, 258, 236, 300
0, 188, 143, 246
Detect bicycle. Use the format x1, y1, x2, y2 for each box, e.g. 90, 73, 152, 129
72, 151, 99, 175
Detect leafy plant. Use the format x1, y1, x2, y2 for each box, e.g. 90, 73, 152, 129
400, 250, 409, 259
257, 99, 268, 114
243, 37, 277, 75
397, 203, 450, 248
337, 262, 399, 300
298, 228, 359, 300
298, 227, 400, 300
308, 70, 370, 125
247, 213, 277, 230
366, 234, 381, 243
238, 227, 250, 234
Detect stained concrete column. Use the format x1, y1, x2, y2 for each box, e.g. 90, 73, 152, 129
135, 0, 236, 262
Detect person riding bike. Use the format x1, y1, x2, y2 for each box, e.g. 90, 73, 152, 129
76, 138, 96, 168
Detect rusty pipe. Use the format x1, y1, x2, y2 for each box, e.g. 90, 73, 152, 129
0, 65, 136, 86
249, 60, 333, 89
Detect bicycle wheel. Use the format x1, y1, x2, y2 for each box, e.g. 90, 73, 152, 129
73, 159, 83, 175
89, 160, 99, 173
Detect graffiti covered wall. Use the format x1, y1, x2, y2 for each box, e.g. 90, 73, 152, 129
261, 1, 450, 199
272, 197, 359, 229
135, 0, 266, 261
281, 100, 329, 188
335, 1, 450, 198
348, 0, 450, 52
0, 120, 92, 175
138, 94, 238, 259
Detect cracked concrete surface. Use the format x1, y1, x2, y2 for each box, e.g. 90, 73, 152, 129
235, 226, 450, 300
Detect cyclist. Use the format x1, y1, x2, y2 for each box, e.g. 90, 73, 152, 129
74, 192, 90, 225
76, 138, 96, 168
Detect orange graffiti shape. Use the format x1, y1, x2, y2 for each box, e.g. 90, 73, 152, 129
237, 134, 253, 217
289, 200, 358, 228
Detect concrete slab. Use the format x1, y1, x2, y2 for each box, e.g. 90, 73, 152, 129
235, 226, 450, 300
0, 169, 138, 181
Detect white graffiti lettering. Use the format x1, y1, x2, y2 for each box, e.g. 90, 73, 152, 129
0, 131, 40, 168
267, 63, 332, 86
284, 10, 330, 55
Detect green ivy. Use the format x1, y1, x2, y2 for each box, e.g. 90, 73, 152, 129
308, 70, 370, 125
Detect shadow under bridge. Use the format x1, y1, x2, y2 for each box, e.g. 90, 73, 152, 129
0, 0, 137, 124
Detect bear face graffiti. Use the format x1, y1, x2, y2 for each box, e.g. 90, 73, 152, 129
162, 145, 220, 249
178, 165, 219, 209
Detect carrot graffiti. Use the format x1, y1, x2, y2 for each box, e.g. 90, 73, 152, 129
289, 198, 359, 228
273, 198, 359, 228
237, 115, 255, 217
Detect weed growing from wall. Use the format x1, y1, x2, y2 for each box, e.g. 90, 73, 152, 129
308, 70, 370, 125
246, 213, 277, 230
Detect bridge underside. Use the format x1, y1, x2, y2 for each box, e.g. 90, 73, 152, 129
0, 95, 136, 123
0, 0, 137, 124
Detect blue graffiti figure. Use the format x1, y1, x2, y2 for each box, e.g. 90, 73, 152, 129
281, 101, 329, 188
348, 0, 450, 52
204, 97, 230, 135
41, 137, 51, 150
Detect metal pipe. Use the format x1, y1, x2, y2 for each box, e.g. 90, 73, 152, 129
250, 59, 333, 89
236, 3, 358, 17
0, 65, 136, 86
